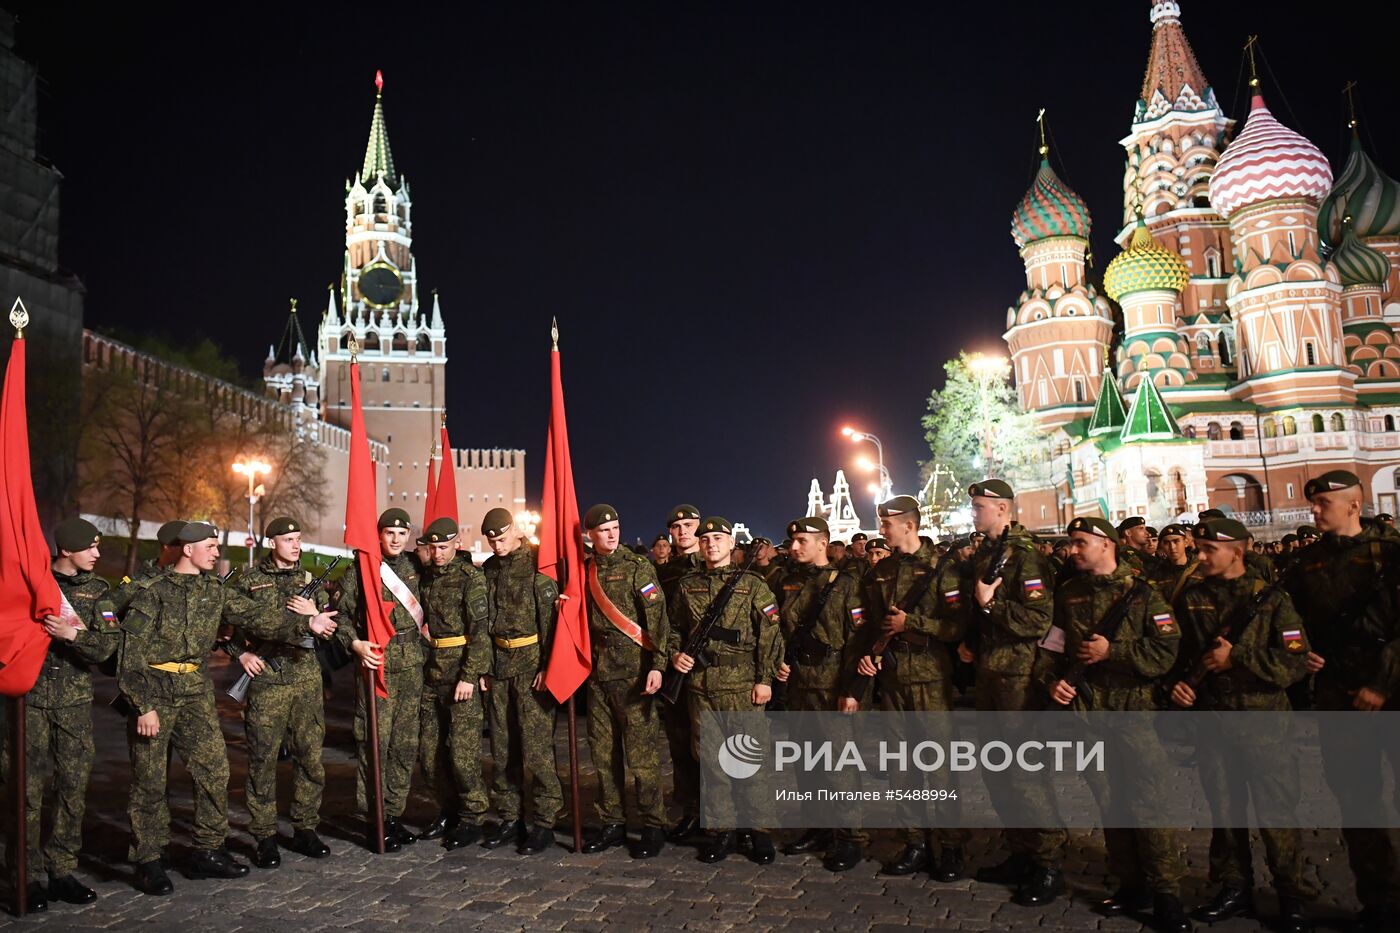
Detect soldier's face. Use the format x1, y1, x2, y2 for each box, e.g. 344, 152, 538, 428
699, 532, 732, 567
1123, 526, 1149, 549
1195, 539, 1243, 577
1158, 535, 1187, 563
651, 540, 671, 562
1068, 532, 1113, 573
970, 497, 1007, 534
380, 527, 409, 557
827, 543, 846, 562
790, 532, 826, 565
272, 532, 301, 565
851, 541, 866, 558
1310, 489, 1359, 533
185, 539, 219, 571
669, 518, 700, 551
64, 543, 100, 573
587, 520, 620, 556
1144, 536, 1158, 555
880, 515, 918, 551
489, 527, 521, 557
428, 541, 456, 566
868, 547, 889, 565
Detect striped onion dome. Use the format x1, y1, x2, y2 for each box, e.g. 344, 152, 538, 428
1209, 94, 1333, 219
1011, 158, 1092, 248
1330, 219, 1393, 287
1319, 132, 1400, 247
1104, 217, 1190, 301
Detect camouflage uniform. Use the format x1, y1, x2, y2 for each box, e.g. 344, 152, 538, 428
585, 547, 670, 828
483, 545, 562, 827
1145, 558, 1200, 605
228, 556, 329, 841
1284, 521, 1400, 914
119, 570, 267, 863
1244, 549, 1277, 584
967, 523, 1066, 865
334, 553, 425, 820
667, 565, 782, 833
418, 554, 491, 823
1053, 563, 1183, 896
16, 570, 119, 882
657, 550, 704, 821
1173, 570, 1316, 900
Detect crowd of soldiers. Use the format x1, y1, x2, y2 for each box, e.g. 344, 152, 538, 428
14, 469, 1400, 932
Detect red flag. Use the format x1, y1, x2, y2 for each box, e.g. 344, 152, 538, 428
0, 332, 60, 696
539, 331, 590, 703
422, 456, 437, 528
434, 423, 458, 525
344, 357, 396, 698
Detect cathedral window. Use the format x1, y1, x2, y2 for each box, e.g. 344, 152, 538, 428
1207, 422, 1222, 440
1229, 421, 1243, 440
1262, 418, 1277, 439
381, 367, 390, 381
1282, 416, 1297, 436
1073, 379, 1085, 403
1311, 414, 1324, 433
1304, 342, 1316, 366
1331, 412, 1345, 432
1288, 231, 1297, 256
1218, 333, 1232, 365
1387, 415, 1397, 432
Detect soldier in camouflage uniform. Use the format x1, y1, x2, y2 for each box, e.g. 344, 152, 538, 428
478, 507, 562, 855
656, 503, 705, 841
770, 515, 866, 871
1047, 517, 1189, 933
119, 522, 277, 894
1145, 524, 1200, 604
1115, 516, 1160, 576
958, 480, 1067, 905
110, 520, 187, 616
1285, 471, 1400, 930
668, 516, 783, 865
226, 517, 335, 869
415, 517, 491, 850
1199, 510, 1276, 583
15, 519, 119, 910
842, 498, 970, 880
1168, 519, 1314, 933
578, 505, 670, 859
333, 507, 425, 853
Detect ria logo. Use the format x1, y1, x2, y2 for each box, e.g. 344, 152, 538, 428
718, 733, 764, 780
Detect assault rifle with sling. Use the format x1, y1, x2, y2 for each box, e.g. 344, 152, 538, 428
1058, 577, 1151, 710
661, 549, 763, 705
846, 551, 946, 704
962, 528, 1012, 655
770, 567, 844, 711
227, 557, 342, 702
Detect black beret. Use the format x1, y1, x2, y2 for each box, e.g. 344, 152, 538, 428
698, 516, 733, 536
482, 507, 514, 538
752, 537, 772, 548
866, 537, 890, 551
264, 517, 300, 539
1159, 523, 1191, 539
584, 504, 619, 530
1281, 533, 1298, 544
157, 520, 187, 546
850, 532, 867, 543
1198, 508, 1226, 521
1378, 513, 1395, 521
178, 521, 219, 543
420, 517, 459, 545
1053, 537, 1070, 548
1296, 524, 1320, 539
54, 518, 101, 553
787, 516, 829, 536
1117, 516, 1146, 532
830, 540, 846, 547
1145, 526, 1159, 537
877, 495, 921, 517
667, 504, 701, 524
1304, 470, 1360, 500
951, 536, 973, 548
652, 534, 670, 545
378, 508, 412, 530
968, 479, 1015, 499
1194, 518, 1248, 542
1068, 516, 1118, 542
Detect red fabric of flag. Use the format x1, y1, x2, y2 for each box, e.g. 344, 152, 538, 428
344, 359, 396, 698
434, 424, 458, 525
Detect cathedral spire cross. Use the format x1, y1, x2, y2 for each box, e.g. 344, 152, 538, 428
1343, 80, 1359, 131
1244, 35, 1260, 91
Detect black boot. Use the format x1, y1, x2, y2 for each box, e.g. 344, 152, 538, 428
24, 881, 47, 912
480, 818, 523, 850
1013, 865, 1065, 907
518, 824, 554, 855
782, 829, 833, 855
367, 822, 400, 853
443, 821, 481, 851
185, 847, 250, 880
1190, 886, 1253, 922
420, 810, 458, 841
581, 822, 627, 854
1097, 887, 1152, 916
630, 827, 665, 860
135, 860, 173, 896
697, 831, 737, 863
1153, 893, 1192, 933
823, 841, 862, 873
386, 818, 416, 846
47, 874, 96, 905
252, 836, 281, 869
287, 829, 330, 859
1277, 896, 1311, 933
667, 814, 700, 842
747, 832, 776, 865
976, 852, 1031, 885
881, 844, 930, 876
931, 846, 966, 883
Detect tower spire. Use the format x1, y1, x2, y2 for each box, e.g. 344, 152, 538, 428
361, 70, 397, 187
1244, 35, 1261, 95
1343, 80, 1359, 133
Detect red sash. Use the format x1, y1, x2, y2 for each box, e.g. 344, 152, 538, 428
587, 562, 657, 651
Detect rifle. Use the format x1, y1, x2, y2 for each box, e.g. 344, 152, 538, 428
227, 557, 343, 701
846, 551, 945, 703
1059, 577, 1151, 710
770, 567, 843, 710
962, 527, 1012, 655
661, 549, 763, 705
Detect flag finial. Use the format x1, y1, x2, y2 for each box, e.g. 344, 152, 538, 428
9, 297, 28, 338
347, 333, 360, 361
375, 69, 384, 96
551, 317, 559, 351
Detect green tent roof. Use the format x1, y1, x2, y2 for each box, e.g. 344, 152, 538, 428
1087, 371, 1127, 436
1121, 376, 1182, 442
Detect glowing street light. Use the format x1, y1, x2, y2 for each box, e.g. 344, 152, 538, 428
841, 424, 893, 524
232, 458, 271, 568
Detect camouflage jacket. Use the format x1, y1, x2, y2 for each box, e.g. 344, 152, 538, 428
1284, 520, 1400, 699
1052, 562, 1180, 711
226, 556, 328, 687
335, 552, 425, 674
1173, 569, 1308, 711
1146, 558, 1200, 605
667, 565, 783, 690
111, 557, 166, 614
420, 554, 491, 687
120, 569, 268, 714
585, 548, 669, 682
482, 545, 557, 679
847, 540, 964, 689
1245, 550, 1276, 583
30, 569, 120, 709
967, 523, 1055, 675
657, 550, 704, 603
772, 561, 864, 692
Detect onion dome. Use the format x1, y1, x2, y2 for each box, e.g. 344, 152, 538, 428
1103, 216, 1191, 301
1318, 132, 1400, 247
1209, 95, 1333, 219
1330, 218, 1393, 287
1011, 157, 1092, 249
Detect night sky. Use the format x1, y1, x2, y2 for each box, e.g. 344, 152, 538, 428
13, 2, 1400, 539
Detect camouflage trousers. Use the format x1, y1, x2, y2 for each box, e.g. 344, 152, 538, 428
127, 680, 229, 864
878, 676, 968, 851
19, 703, 94, 881
353, 664, 423, 820
975, 670, 1067, 866
587, 675, 666, 829
419, 684, 488, 820
662, 683, 700, 819
486, 671, 562, 827
245, 676, 325, 840
688, 672, 768, 834
788, 683, 868, 846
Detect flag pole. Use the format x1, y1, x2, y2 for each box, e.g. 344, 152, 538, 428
552, 319, 584, 855
363, 662, 385, 854
11, 695, 26, 917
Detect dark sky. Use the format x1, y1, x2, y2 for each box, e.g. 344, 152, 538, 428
14, 1, 1400, 539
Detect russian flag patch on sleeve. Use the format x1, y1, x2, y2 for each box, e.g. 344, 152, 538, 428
1023, 578, 1045, 600
762, 603, 779, 618
640, 582, 658, 601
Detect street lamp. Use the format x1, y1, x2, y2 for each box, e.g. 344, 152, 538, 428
232, 458, 271, 568
842, 425, 893, 526
967, 354, 1007, 477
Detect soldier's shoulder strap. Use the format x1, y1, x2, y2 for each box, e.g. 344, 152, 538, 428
1169, 560, 1200, 603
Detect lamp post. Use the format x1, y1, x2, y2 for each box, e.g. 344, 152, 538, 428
231, 458, 271, 569
967, 354, 1006, 477
843, 426, 892, 527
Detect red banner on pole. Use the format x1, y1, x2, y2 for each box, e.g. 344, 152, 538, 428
344, 356, 395, 698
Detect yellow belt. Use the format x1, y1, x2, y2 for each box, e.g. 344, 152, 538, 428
494, 634, 539, 649
149, 661, 198, 674
430, 635, 469, 649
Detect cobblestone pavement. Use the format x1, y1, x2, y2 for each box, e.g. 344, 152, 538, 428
0, 657, 1374, 930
